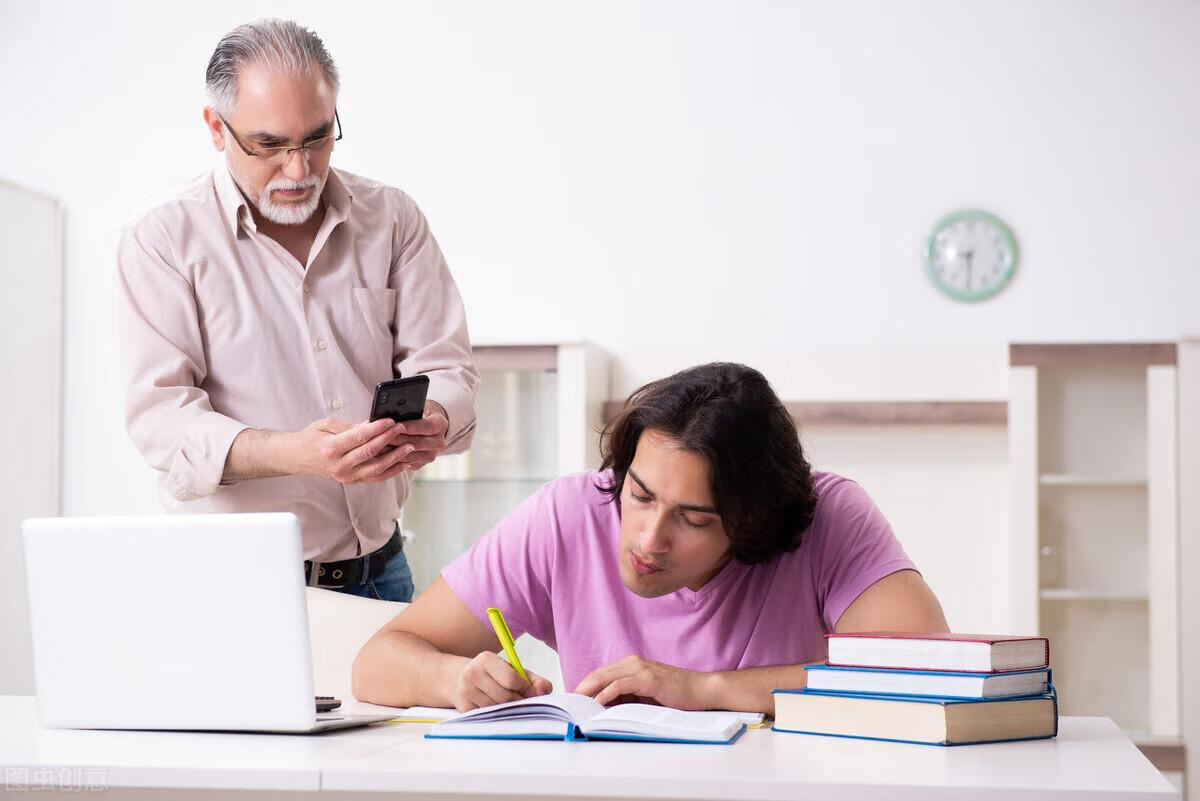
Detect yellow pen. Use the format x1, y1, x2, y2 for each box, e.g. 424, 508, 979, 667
486, 607, 530, 683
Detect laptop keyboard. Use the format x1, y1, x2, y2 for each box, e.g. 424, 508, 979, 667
315, 696, 342, 712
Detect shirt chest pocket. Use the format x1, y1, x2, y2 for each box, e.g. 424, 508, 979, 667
351, 287, 397, 378
353, 287, 396, 331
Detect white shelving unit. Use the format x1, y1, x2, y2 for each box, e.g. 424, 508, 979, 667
1179, 338, 1200, 800
1009, 344, 1180, 745
402, 343, 609, 594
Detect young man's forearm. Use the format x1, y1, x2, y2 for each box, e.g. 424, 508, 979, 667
701, 662, 819, 716
352, 630, 470, 707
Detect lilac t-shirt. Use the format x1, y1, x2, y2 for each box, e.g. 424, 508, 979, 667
441, 470, 915, 692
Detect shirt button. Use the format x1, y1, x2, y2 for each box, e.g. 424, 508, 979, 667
302, 283, 311, 294
331, 398, 343, 410
352, 517, 360, 527
316, 338, 328, 351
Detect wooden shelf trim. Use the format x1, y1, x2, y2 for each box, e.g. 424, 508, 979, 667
473, 345, 558, 371
1038, 474, 1148, 487
1009, 343, 1177, 368
1039, 589, 1148, 602
1135, 740, 1186, 772
603, 400, 1007, 426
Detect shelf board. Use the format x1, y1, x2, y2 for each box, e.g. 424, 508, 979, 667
1039, 588, 1148, 602
1133, 738, 1186, 772
1038, 474, 1148, 487
1009, 342, 1177, 368
473, 345, 558, 372
603, 400, 1007, 426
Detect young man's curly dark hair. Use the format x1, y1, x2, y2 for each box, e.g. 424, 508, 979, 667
598, 362, 818, 564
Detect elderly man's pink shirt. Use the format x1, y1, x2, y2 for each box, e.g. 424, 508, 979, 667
116, 166, 478, 560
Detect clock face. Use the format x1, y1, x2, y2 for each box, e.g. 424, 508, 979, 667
924, 210, 1018, 302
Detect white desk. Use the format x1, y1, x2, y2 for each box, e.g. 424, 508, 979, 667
0, 696, 1179, 800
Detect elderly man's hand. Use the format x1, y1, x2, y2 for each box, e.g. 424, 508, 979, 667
284, 402, 449, 485
376, 401, 449, 479
286, 417, 407, 484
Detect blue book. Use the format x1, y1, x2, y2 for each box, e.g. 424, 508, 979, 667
425, 693, 746, 744
804, 664, 1052, 700
771, 688, 1058, 746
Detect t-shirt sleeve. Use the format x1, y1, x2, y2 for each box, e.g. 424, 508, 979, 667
810, 478, 917, 631
440, 479, 564, 646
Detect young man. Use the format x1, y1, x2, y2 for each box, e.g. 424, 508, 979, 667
116, 19, 478, 602
354, 363, 949, 713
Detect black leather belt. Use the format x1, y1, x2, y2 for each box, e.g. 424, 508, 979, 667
305, 527, 403, 588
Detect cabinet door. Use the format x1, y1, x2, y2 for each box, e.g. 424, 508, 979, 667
402, 343, 608, 595
404, 366, 559, 594
0, 181, 63, 695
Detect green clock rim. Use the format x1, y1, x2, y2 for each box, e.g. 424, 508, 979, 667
923, 209, 1019, 302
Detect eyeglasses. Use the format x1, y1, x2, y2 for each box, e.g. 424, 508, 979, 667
219, 109, 342, 165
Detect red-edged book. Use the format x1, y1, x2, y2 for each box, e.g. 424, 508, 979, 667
825, 632, 1050, 673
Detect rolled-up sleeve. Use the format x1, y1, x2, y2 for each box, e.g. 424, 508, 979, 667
390, 195, 479, 453
115, 215, 247, 501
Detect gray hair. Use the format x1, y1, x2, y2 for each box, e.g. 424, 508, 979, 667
205, 19, 339, 115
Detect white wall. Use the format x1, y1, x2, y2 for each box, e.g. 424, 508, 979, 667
1, 1, 1196, 541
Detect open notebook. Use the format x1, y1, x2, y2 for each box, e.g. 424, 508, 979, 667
425, 693, 746, 744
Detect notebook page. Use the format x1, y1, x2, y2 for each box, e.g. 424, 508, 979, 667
690, 710, 766, 726
444, 692, 604, 724
591, 703, 741, 733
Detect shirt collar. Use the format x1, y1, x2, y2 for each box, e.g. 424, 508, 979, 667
213, 164, 253, 236
321, 168, 353, 228
212, 164, 354, 237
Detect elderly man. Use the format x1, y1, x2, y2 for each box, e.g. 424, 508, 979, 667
116, 19, 478, 602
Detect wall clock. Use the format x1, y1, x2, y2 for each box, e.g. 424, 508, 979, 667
924, 209, 1018, 302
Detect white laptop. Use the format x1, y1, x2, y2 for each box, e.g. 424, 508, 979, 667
22, 513, 395, 733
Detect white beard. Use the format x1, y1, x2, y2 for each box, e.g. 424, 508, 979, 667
254, 174, 325, 225
226, 155, 327, 226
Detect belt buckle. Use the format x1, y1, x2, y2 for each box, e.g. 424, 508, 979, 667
355, 552, 375, 585
367, 545, 392, 582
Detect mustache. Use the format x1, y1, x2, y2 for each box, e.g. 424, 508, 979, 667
631, 551, 667, 570
265, 176, 320, 193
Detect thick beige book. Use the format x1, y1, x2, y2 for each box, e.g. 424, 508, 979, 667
771, 689, 1058, 746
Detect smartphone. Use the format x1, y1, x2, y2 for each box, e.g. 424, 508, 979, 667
369, 375, 430, 423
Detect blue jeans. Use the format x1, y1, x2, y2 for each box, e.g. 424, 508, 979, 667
331, 549, 415, 603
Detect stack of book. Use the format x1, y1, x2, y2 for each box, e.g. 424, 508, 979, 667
772, 632, 1057, 746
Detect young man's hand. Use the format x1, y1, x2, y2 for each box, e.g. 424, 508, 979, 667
452, 651, 553, 712
573, 655, 715, 710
